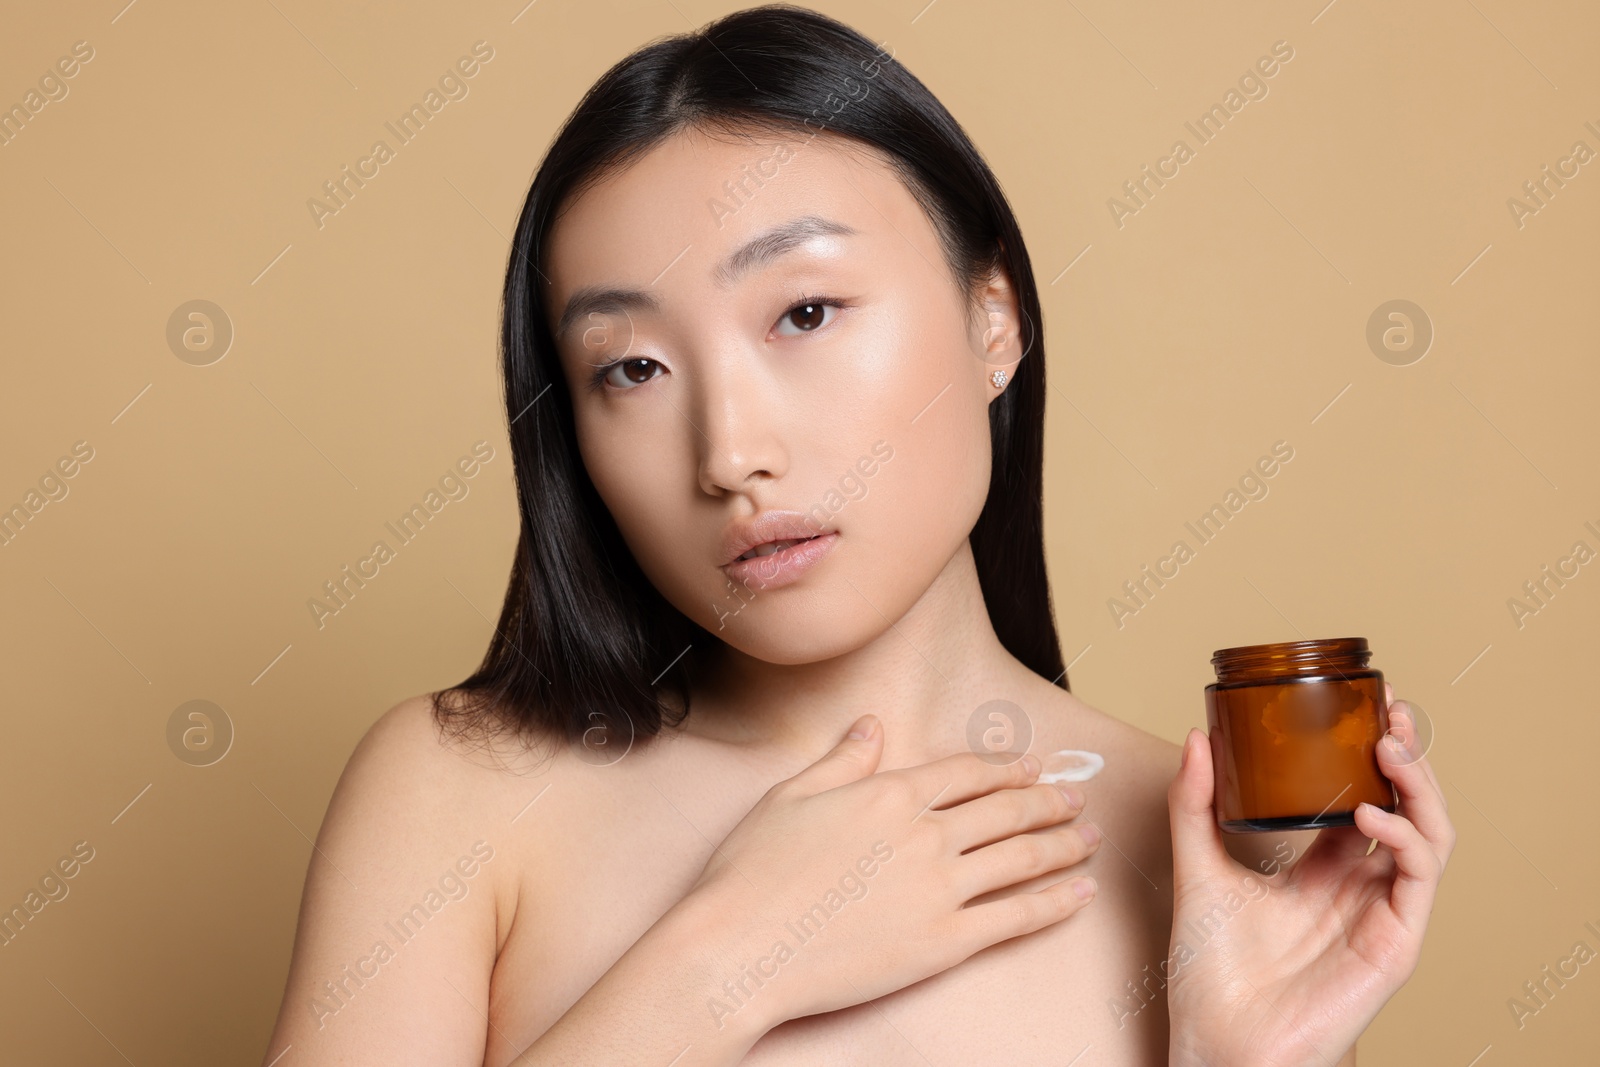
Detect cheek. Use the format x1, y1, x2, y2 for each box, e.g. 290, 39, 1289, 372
856, 303, 994, 543
579, 411, 654, 526
859, 394, 991, 564
809, 358, 993, 636
782, 303, 992, 627
578, 417, 704, 591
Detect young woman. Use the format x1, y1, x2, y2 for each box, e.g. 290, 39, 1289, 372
262, 7, 1453, 1064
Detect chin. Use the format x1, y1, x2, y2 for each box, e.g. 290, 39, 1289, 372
712, 601, 873, 666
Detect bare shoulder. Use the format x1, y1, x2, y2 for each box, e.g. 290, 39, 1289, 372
260, 693, 550, 1064
1026, 681, 1183, 805
988, 679, 1174, 908
340, 692, 511, 805
322, 692, 559, 867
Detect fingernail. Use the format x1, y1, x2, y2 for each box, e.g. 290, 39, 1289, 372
1055, 782, 1084, 807
1020, 753, 1040, 775
1072, 876, 1097, 899
1078, 822, 1100, 845
1361, 802, 1389, 820
1179, 731, 1192, 770
849, 715, 875, 739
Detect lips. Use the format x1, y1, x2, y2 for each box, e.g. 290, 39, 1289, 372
719, 510, 833, 568
721, 530, 839, 591
735, 535, 820, 562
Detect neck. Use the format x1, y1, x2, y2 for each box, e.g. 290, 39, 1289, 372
688, 538, 1036, 768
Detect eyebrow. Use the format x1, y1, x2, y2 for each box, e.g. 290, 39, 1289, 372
552, 214, 859, 340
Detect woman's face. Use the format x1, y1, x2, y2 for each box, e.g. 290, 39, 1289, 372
544, 126, 1023, 665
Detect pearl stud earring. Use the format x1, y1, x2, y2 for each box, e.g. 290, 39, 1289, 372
991, 369, 1008, 389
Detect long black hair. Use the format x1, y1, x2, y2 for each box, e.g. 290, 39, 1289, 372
432, 3, 1066, 752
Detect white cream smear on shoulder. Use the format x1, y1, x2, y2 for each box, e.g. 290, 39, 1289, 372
1036, 749, 1105, 783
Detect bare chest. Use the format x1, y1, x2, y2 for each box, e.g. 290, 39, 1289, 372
481, 767, 1176, 1066
736, 897, 1174, 1066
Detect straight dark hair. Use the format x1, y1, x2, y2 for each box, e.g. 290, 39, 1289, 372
433, 3, 1066, 753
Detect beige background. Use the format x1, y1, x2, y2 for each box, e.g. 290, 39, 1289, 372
1, 0, 1595, 1062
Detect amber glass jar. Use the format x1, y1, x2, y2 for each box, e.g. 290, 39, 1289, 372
1205, 637, 1398, 833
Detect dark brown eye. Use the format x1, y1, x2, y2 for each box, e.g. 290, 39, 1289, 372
776, 299, 840, 337
788, 304, 827, 331
601, 358, 662, 389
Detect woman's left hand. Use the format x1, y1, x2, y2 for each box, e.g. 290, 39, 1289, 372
1164, 683, 1455, 1066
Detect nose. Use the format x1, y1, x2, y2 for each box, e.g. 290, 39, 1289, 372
692, 356, 788, 497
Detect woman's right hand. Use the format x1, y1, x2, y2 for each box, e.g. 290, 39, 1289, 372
682, 712, 1101, 1026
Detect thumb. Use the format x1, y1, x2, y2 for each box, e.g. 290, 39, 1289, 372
1168, 727, 1228, 886
786, 714, 884, 796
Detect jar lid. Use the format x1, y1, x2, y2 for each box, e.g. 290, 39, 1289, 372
1210, 637, 1372, 679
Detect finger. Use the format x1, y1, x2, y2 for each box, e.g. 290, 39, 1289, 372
783, 714, 884, 796
904, 748, 1043, 810
1376, 707, 1454, 865
1387, 700, 1445, 809
957, 819, 1102, 899
1291, 823, 1380, 887
953, 872, 1097, 956
942, 780, 1087, 852
1353, 802, 1442, 937
1169, 727, 1231, 884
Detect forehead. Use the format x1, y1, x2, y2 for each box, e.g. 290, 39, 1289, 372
542, 127, 933, 324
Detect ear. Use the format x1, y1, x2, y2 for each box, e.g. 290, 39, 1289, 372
975, 263, 1025, 402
